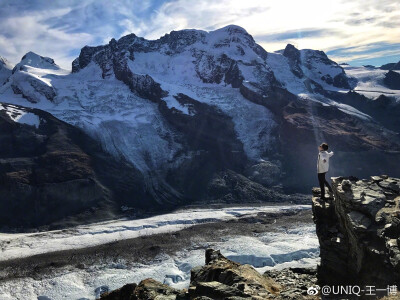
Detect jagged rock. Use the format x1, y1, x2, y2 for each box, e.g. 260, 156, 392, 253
239, 82, 295, 116
283, 44, 304, 78
282, 43, 352, 89
190, 249, 282, 299
312, 175, 400, 288
0, 56, 12, 85
332, 72, 351, 89
134, 279, 186, 300
263, 267, 318, 299
191, 281, 249, 299
100, 279, 186, 300
11, 73, 56, 103
99, 248, 320, 299
100, 283, 137, 300
101, 249, 288, 299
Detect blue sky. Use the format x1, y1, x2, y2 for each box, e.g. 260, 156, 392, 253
0, 0, 399, 69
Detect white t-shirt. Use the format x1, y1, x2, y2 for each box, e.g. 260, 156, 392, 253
317, 150, 334, 173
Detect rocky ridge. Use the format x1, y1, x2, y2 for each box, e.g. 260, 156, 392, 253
312, 175, 400, 297
1, 25, 400, 228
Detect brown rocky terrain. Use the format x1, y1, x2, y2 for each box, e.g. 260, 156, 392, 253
312, 175, 400, 299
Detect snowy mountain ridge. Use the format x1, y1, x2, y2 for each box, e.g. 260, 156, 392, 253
0, 24, 399, 213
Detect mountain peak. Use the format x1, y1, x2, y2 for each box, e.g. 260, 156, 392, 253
209, 24, 253, 41
0, 56, 12, 70
283, 43, 301, 64
283, 44, 299, 55
17, 51, 59, 70
216, 24, 250, 36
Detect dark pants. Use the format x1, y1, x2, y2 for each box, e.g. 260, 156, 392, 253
318, 172, 332, 198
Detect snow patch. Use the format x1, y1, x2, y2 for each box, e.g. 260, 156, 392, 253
0, 104, 40, 127
343, 65, 400, 101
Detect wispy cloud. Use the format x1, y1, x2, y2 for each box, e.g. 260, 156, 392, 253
0, 0, 398, 69
255, 29, 343, 43
327, 43, 400, 64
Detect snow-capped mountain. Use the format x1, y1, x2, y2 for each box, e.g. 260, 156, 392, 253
0, 56, 12, 86
0, 25, 399, 227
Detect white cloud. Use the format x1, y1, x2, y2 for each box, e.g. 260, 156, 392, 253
0, 0, 398, 69
128, 0, 400, 64
0, 6, 93, 69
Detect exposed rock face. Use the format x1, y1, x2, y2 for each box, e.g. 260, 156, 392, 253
101, 279, 187, 300
384, 70, 400, 90
282, 44, 352, 89
189, 249, 282, 299
100, 249, 319, 300
0, 103, 153, 229
11, 73, 56, 103
0, 56, 12, 85
312, 175, 400, 287
332, 91, 400, 133
283, 44, 304, 78
278, 99, 400, 191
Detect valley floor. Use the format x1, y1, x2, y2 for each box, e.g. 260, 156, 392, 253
0, 204, 318, 300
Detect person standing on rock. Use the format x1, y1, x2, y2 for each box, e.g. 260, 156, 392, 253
317, 143, 334, 200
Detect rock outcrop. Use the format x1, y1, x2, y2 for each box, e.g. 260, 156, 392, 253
100, 249, 319, 300
0, 103, 154, 230
0, 56, 12, 85
312, 175, 400, 290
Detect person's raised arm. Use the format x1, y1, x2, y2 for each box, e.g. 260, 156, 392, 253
328, 151, 334, 157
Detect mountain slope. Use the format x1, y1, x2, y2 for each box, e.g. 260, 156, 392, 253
0, 102, 155, 229
0, 25, 399, 219
0, 57, 12, 86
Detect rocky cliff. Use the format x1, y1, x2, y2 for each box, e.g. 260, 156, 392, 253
0, 103, 154, 230
312, 175, 400, 295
